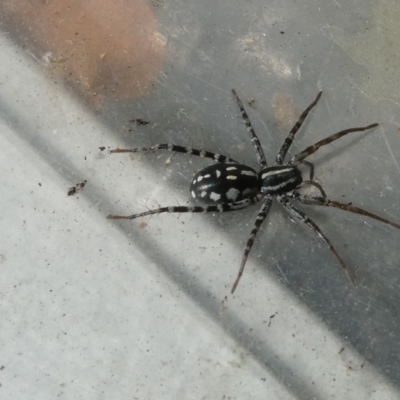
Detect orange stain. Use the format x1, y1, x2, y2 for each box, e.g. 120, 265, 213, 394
2, 0, 166, 102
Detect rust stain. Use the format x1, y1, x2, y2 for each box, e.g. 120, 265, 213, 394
1, 0, 166, 103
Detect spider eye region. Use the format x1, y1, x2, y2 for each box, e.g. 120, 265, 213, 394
259, 165, 302, 195
190, 163, 259, 204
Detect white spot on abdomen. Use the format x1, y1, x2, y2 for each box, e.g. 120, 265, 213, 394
227, 175, 237, 180
241, 170, 257, 177
226, 188, 240, 201
210, 192, 221, 201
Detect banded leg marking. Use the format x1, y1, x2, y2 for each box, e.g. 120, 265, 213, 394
232, 89, 268, 169
231, 197, 273, 293
110, 144, 239, 164
289, 193, 400, 230
276, 91, 322, 165
107, 196, 261, 220
291, 123, 379, 164
277, 195, 356, 285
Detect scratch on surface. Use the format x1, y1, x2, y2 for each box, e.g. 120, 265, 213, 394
296, 65, 301, 81
185, 72, 227, 94
276, 263, 289, 284
380, 127, 400, 176
39, 149, 75, 175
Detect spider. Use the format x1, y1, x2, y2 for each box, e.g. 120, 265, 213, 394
108, 90, 400, 293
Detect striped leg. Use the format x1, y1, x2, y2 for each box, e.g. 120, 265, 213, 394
277, 195, 356, 285
232, 89, 268, 169
288, 192, 400, 230
110, 144, 239, 163
276, 91, 322, 165
291, 123, 379, 164
107, 195, 261, 220
231, 197, 273, 293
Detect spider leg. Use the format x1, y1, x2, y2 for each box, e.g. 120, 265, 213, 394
232, 89, 268, 169
107, 195, 261, 220
288, 192, 400, 230
231, 197, 273, 293
297, 181, 327, 198
291, 123, 379, 164
109, 144, 239, 164
276, 91, 322, 165
277, 195, 356, 285
299, 160, 315, 180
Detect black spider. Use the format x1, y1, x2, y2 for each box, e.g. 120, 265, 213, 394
108, 90, 400, 293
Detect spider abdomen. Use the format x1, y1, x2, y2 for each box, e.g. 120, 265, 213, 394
190, 163, 260, 204
259, 165, 302, 195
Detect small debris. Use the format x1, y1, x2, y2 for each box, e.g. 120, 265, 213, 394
129, 118, 150, 126
268, 313, 276, 327
68, 180, 87, 196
